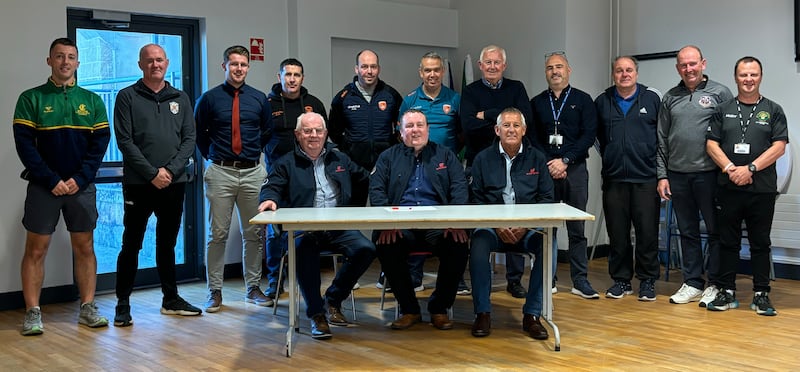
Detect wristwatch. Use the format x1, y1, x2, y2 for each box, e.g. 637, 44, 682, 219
562, 157, 570, 165
748, 163, 757, 173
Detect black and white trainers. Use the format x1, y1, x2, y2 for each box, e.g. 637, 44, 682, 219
750, 291, 777, 316
161, 296, 202, 316
605, 281, 633, 299
707, 289, 739, 311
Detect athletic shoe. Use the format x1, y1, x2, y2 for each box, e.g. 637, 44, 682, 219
571, 280, 600, 299
114, 299, 133, 327
457, 279, 471, 296
699, 285, 719, 308
161, 296, 202, 316
638, 279, 656, 301
605, 281, 633, 299
21, 307, 44, 336
205, 289, 222, 313
375, 272, 391, 292
707, 289, 739, 311
413, 284, 425, 292
552, 281, 557, 294
352, 282, 361, 290
78, 301, 109, 328
669, 283, 703, 304
750, 291, 778, 316
245, 286, 274, 307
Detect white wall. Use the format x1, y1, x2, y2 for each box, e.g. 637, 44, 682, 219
2, 0, 799, 297
615, 0, 800, 265
452, 0, 612, 249
0, 0, 289, 293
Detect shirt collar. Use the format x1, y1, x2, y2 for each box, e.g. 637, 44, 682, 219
481, 77, 503, 89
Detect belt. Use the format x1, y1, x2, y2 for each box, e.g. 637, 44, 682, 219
212, 159, 259, 169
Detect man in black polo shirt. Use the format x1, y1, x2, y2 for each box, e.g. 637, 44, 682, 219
705, 56, 788, 316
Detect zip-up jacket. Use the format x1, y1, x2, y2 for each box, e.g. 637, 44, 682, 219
329, 77, 402, 169
470, 138, 554, 204
595, 83, 660, 182
657, 76, 733, 178
13, 78, 110, 190
259, 142, 369, 208
369, 141, 467, 206
114, 79, 196, 184
267, 83, 327, 159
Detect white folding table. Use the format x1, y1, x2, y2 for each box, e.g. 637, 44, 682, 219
250, 202, 594, 356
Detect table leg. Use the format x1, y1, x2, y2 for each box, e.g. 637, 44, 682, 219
542, 226, 561, 351
285, 229, 298, 357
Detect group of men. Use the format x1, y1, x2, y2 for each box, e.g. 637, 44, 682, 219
14, 37, 786, 341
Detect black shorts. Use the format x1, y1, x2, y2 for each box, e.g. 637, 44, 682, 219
22, 183, 98, 234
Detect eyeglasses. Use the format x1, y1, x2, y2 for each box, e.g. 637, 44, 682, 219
545, 50, 567, 61
300, 127, 327, 135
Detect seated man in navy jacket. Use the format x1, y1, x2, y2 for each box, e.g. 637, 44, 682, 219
370, 109, 469, 331
469, 107, 554, 339
258, 112, 375, 340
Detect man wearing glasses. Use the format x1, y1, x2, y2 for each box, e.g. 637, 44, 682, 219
530, 50, 599, 299
258, 112, 375, 340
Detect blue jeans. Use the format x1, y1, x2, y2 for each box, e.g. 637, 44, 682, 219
469, 228, 554, 317
296, 230, 376, 318
265, 225, 287, 287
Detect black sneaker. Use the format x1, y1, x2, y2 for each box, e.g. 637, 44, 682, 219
638, 279, 656, 302
114, 298, 133, 327
161, 296, 202, 316
571, 280, 600, 299
375, 272, 392, 292
457, 279, 471, 296
605, 281, 633, 299
707, 289, 739, 311
506, 281, 527, 298
750, 291, 777, 316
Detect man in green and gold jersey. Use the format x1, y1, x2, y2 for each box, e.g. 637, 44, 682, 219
13, 37, 111, 336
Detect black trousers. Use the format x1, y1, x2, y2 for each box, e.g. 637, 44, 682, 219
116, 182, 186, 301
715, 188, 776, 292
603, 180, 661, 282
374, 229, 468, 315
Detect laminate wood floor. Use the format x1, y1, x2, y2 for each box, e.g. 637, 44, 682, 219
1, 258, 798, 371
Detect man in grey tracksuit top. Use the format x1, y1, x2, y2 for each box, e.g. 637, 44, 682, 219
656, 45, 733, 307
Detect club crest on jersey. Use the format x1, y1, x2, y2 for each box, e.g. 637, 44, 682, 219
443, 104, 451, 114
755, 111, 771, 125
169, 101, 180, 115
75, 104, 90, 116
698, 95, 713, 108
378, 101, 387, 111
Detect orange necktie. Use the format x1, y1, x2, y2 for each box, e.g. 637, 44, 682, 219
231, 89, 242, 155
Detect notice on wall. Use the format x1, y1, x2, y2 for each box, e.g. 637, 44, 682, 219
250, 38, 265, 61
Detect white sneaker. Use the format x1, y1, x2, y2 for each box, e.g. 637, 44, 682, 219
413, 284, 424, 292
352, 282, 361, 290
699, 285, 719, 308
669, 283, 703, 304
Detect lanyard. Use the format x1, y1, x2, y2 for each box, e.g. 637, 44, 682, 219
548, 87, 572, 135
735, 96, 761, 143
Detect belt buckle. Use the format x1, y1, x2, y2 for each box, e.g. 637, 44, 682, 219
232, 160, 243, 168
